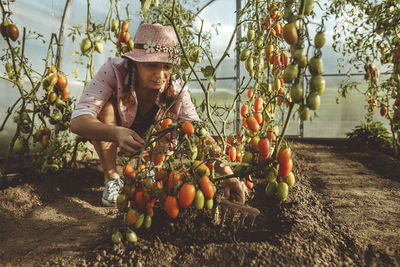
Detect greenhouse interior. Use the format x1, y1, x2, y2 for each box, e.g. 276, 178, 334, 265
0, 0, 399, 266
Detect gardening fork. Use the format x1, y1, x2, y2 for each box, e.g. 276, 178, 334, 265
219, 198, 260, 232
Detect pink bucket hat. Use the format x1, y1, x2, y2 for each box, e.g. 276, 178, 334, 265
122, 23, 180, 64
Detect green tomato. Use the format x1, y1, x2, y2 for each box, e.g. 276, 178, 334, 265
126, 229, 138, 243
309, 75, 325, 95
277, 182, 289, 201
205, 198, 213, 210
303, 0, 314, 15
12, 137, 25, 154
134, 213, 145, 229
266, 167, 278, 182
298, 105, 310, 121
242, 151, 254, 164
80, 38, 92, 55
314, 32, 326, 49
240, 48, 250, 61
194, 189, 205, 210
95, 41, 104, 54
290, 83, 304, 103
308, 57, 323, 75
144, 215, 152, 229
247, 29, 255, 42
112, 231, 123, 244
283, 64, 298, 83
111, 19, 119, 32
306, 93, 321, 111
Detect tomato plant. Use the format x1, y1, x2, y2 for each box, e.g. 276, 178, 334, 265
329, 0, 400, 156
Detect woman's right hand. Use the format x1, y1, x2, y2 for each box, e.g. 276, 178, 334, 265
115, 126, 145, 154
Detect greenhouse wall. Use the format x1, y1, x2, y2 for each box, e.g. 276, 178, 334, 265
0, 0, 388, 155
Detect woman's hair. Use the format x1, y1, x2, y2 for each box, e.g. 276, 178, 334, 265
122, 60, 176, 106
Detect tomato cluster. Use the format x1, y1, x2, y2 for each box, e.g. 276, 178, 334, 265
0, 21, 19, 42
42, 66, 72, 132
114, 120, 220, 242
111, 20, 134, 54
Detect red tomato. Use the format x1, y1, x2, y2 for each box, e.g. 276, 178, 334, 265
269, 3, 279, 20
165, 195, 179, 218
229, 146, 237, 162
258, 138, 271, 158
135, 191, 146, 211
56, 74, 68, 91
279, 158, 293, 178
278, 146, 292, 165
168, 170, 184, 191
178, 183, 196, 208
181, 121, 195, 135
199, 176, 215, 199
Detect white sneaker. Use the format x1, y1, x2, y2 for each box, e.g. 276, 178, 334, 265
102, 179, 123, 207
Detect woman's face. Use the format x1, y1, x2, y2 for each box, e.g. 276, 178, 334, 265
135, 62, 173, 91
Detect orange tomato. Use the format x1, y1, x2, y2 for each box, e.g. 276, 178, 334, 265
228, 146, 237, 162
56, 74, 68, 91
241, 104, 249, 117
254, 112, 263, 124
246, 116, 259, 132
47, 66, 58, 77
121, 20, 129, 32
247, 88, 253, 98
254, 97, 264, 112
168, 170, 184, 191
269, 3, 279, 20
61, 87, 70, 100
165, 195, 179, 218
271, 54, 282, 68
258, 138, 271, 158
123, 163, 136, 180
119, 31, 131, 43
134, 191, 146, 211
199, 176, 215, 199
281, 52, 290, 67
126, 208, 138, 224
181, 121, 195, 135
178, 183, 196, 208
161, 118, 172, 129
274, 22, 283, 36
242, 117, 248, 128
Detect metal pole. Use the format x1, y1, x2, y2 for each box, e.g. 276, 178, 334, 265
56, 0, 74, 70
235, 0, 242, 133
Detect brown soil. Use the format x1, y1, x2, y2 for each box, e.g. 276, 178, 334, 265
0, 140, 399, 267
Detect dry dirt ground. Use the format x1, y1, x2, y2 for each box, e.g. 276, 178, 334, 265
0, 140, 399, 267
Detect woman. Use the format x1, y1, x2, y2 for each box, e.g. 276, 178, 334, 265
70, 23, 245, 207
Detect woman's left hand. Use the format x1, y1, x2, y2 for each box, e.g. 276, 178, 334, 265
222, 178, 246, 204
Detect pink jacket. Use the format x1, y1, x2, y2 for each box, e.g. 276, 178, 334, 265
71, 57, 200, 128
